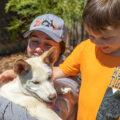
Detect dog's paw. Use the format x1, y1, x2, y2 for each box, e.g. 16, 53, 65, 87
61, 87, 72, 94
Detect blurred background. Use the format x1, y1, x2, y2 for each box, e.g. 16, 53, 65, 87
0, 0, 88, 73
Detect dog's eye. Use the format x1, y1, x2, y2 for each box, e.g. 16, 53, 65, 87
32, 81, 40, 84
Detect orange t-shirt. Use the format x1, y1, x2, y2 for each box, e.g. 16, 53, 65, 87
59, 39, 120, 120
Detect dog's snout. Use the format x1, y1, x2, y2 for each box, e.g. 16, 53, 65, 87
48, 93, 57, 101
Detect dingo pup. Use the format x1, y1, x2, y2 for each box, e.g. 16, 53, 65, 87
0, 47, 62, 120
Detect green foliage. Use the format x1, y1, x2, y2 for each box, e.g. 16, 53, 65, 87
5, 0, 86, 40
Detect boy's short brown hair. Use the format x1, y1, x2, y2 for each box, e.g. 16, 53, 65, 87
82, 0, 120, 32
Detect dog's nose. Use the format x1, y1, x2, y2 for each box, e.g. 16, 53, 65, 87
48, 93, 57, 101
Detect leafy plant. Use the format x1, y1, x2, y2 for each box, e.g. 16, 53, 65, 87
5, 0, 86, 40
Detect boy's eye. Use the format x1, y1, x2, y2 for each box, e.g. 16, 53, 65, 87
102, 37, 113, 40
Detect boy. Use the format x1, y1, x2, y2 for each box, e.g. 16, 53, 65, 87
53, 0, 120, 119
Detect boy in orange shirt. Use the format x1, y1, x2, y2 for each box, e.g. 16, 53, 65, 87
53, 0, 120, 119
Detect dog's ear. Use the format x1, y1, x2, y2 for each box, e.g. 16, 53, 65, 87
14, 59, 31, 75
42, 47, 57, 65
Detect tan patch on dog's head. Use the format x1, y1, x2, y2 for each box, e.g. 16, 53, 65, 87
42, 47, 56, 66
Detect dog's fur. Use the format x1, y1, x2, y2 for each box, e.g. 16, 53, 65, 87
0, 47, 62, 120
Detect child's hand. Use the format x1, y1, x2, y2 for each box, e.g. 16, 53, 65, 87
0, 70, 16, 84
52, 67, 68, 82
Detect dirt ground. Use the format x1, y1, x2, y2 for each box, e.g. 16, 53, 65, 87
0, 52, 27, 74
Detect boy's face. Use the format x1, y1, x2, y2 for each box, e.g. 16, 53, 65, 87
27, 31, 61, 61
85, 26, 120, 56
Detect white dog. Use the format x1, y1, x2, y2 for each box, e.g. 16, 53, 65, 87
0, 47, 62, 120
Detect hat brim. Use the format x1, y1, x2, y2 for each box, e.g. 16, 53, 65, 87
23, 28, 61, 43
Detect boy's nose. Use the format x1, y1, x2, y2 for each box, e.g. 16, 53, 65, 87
48, 93, 57, 101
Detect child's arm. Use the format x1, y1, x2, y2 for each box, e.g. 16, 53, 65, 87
52, 67, 68, 81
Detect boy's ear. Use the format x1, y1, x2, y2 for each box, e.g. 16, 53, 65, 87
42, 47, 57, 66
14, 59, 31, 75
